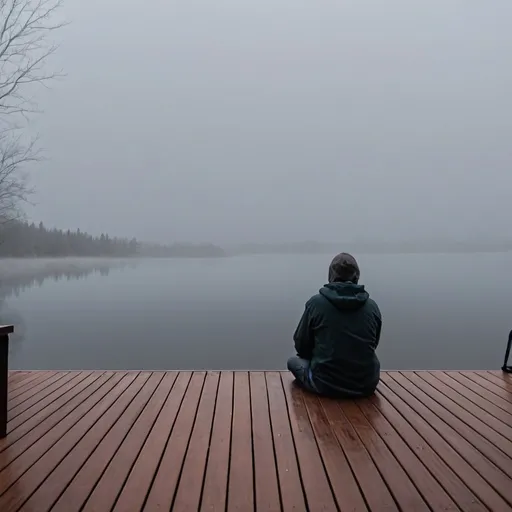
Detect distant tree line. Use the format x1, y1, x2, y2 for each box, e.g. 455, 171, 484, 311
138, 242, 226, 258
0, 221, 138, 257
0, 220, 228, 258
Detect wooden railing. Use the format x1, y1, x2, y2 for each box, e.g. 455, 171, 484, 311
503, 329, 512, 373
0, 325, 14, 438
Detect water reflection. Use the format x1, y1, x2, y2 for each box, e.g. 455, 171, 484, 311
0, 259, 136, 345
2, 253, 511, 370
0, 260, 136, 298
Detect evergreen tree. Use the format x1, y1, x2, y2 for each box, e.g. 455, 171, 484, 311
0, 221, 139, 257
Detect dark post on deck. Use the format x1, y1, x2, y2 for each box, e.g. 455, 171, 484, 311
0, 325, 14, 438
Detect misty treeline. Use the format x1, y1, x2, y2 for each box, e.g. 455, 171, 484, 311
0, 219, 227, 258
0, 221, 138, 257
139, 243, 225, 258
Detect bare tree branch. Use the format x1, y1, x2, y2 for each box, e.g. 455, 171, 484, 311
0, 128, 39, 223
0, 0, 65, 223
0, 0, 65, 117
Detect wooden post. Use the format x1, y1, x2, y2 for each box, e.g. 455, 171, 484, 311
0, 325, 14, 438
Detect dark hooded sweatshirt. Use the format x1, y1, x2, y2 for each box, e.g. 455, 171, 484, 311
293, 282, 382, 398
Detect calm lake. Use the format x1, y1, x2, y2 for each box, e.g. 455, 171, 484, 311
2, 253, 511, 371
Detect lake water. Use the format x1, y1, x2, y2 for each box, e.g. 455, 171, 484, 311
2, 253, 511, 371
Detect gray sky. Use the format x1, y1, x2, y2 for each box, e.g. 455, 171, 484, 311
26, 0, 512, 244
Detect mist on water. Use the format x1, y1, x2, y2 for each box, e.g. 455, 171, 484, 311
1, 0, 512, 370
22, 0, 512, 248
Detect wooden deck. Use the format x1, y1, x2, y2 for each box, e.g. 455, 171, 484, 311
1, 370, 512, 511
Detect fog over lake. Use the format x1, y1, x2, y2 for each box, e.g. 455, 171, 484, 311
2, 254, 510, 371
1, 0, 511, 372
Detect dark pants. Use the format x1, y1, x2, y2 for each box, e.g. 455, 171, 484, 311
287, 356, 318, 394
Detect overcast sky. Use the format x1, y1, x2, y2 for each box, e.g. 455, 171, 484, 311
25, 0, 512, 244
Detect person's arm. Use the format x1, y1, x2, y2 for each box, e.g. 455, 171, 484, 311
293, 301, 315, 360
374, 309, 382, 347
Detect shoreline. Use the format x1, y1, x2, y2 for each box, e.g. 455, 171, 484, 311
1, 246, 511, 262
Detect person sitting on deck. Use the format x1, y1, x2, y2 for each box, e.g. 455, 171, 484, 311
287, 252, 382, 398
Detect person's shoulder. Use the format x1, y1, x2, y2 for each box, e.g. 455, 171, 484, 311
365, 297, 382, 319
305, 293, 324, 309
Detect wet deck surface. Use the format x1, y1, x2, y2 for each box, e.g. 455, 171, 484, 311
1, 370, 512, 511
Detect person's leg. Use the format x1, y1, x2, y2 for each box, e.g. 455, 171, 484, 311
287, 356, 317, 393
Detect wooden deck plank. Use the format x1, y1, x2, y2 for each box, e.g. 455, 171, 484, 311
8, 372, 56, 399
281, 373, 339, 512
459, 372, 512, 404
9, 371, 29, 379
422, 372, 512, 440
23, 372, 165, 512
318, 393, 397, 511
340, 400, 429, 511
7, 372, 92, 432
0, 373, 122, 479
226, 371, 254, 512
143, 372, 206, 511
200, 371, 233, 512
61, 372, 165, 512
108, 372, 192, 512
371, 392, 485, 512
8, 372, 32, 387
446, 371, 512, 413
73, 372, 175, 512
8, 373, 71, 413
0, 370, 509, 511
417, 371, 512, 443
1, 372, 104, 448
173, 372, 220, 511
6, 374, 28, 390
0, 371, 118, 508
357, 398, 459, 511
249, 372, 281, 511
9, 372, 80, 420
0, 372, 116, 470
487, 370, 512, 386
0, 373, 142, 511
302, 393, 367, 511
427, 371, 512, 435
380, 374, 511, 510
393, 372, 512, 478
8, 371, 53, 393
474, 371, 512, 392
265, 372, 306, 512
